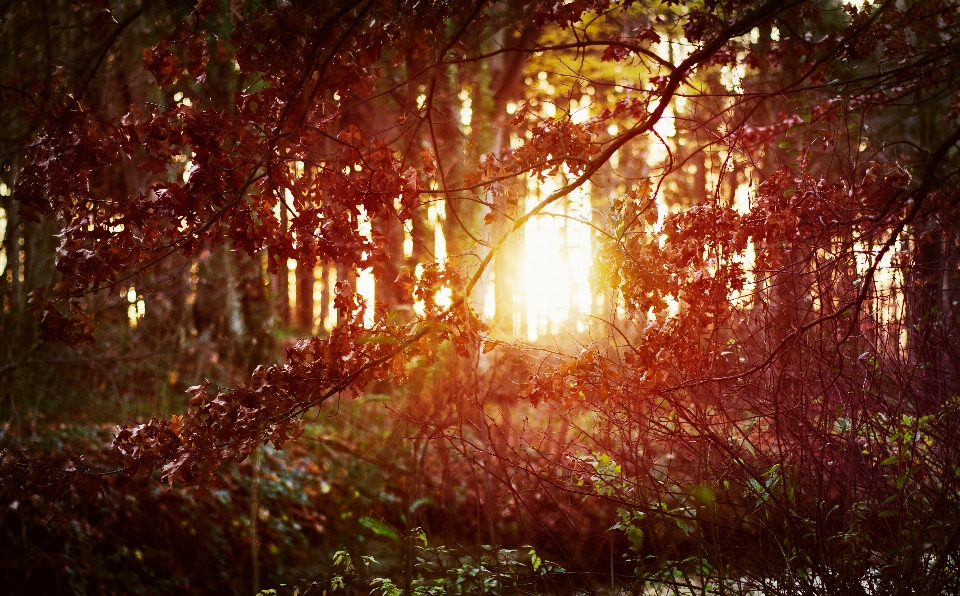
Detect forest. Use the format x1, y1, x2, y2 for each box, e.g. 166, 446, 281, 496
2, 0, 960, 594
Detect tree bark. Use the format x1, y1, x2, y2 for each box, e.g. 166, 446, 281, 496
295, 260, 314, 334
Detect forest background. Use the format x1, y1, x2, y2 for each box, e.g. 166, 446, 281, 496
2, 0, 960, 594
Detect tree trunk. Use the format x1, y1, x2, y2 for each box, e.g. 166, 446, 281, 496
296, 260, 314, 334
483, 14, 539, 335
276, 208, 291, 328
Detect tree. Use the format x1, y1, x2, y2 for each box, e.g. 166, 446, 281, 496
3, 0, 960, 593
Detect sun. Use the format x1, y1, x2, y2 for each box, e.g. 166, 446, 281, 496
519, 177, 596, 341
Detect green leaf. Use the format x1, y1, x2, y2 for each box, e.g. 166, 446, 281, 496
896, 473, 909, 490
359, 516, 401, 541
333, 550, 352, 570
409, 497, 433, 513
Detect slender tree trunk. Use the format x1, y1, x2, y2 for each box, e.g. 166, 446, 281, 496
276, 208, 290, 328
2, 196, 21, 315
296, 261, 314, 334
434, 63, 469, 266
405, 54, 433, 273
319, 260, 330, 332
484, 15, 538, 335
374, 216, 405, 311
236, 250, 274, 371
336, 262, 355, 327
250, 447, 261, 596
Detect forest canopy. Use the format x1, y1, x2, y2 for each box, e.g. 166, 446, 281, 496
2, 0, 960, 594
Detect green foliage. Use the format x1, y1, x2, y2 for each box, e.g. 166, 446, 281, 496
359, 516, 402, 542
363, 543, 566, 596
612, 509, 645, 553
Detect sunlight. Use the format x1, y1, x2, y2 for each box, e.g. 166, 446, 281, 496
357, 207, 375, 328
126, 285, 145, 328
519, 175, 594, 341
486, 77, 603, 340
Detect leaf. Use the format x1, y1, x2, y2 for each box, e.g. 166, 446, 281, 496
142, 39, 180, 88
409, 497, 432, 513
359, 516, 401, 541
601, 44, 630, 62
895, 473, 909, 490
333, 550, 353, 570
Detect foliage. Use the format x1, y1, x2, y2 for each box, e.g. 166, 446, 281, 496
0, 425, 326, 594
3, 0, 960, 594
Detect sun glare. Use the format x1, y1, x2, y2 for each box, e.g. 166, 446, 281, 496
284, 72, 774, 340
520, 177, 595, 341
357, 207, 376, 328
